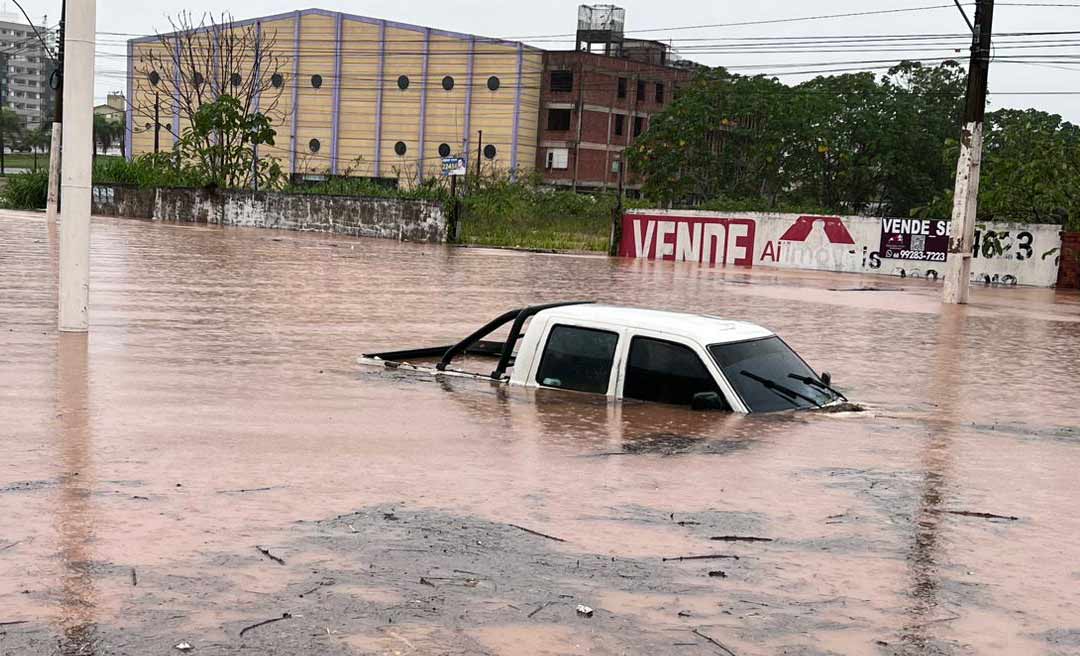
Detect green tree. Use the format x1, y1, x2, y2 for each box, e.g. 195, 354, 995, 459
22, 126, 52, 169
0, 108, 25, 162
94, 114, 125, 156
175, 94, 282, 189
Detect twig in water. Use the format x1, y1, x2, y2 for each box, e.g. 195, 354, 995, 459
131, 568, 137, 586
692, 628, 737, 656
239, 612, 292, 637
662, 554, 740, 562
218, 486, 276, 494
508, 524, 566, 543
527, 601, 554, 619
906, 612, 961, 629
0, 621, 29, 627
0, 541, 22, 552
937, 510, 1018, 521
255, 546, 285, 565
710, 536, 773, 543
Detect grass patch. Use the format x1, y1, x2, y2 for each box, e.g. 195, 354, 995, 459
0, 153, 123, 173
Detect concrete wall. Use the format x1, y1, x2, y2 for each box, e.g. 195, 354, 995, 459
1058, 232, 1080, 289
92, 185, 447, 243
621, 210, 1063, 288
91, 185, 157, 218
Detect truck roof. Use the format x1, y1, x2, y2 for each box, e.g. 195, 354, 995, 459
535, 304, 774, 345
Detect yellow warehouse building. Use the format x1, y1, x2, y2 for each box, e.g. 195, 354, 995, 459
126, 8, 542, 185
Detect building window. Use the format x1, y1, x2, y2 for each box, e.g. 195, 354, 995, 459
438, 143, 451, 157
487, 75, 500, 91
535, 325, 618, 394
545, 148, 568, 170
397, 75, 409, 90
311, 74, 323, 89
614, 114, 624, 136
547, 108, 571, 131
394, 141, 407, 156
192, 71, 205, 87
550, 70, 573, 92
655, 82, 665, 104
271, 73, 283, 88
441, 75, 454, 91
230, 73, 242, 87
633, 116, 644, 137
309, 138, 321, 153
148, 70, 161, 86
483, 144, 497, 159
636, 79, 645, 100
617, 77, 627, 99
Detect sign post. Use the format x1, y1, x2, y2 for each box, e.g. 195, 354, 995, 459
442, 156, 466, 242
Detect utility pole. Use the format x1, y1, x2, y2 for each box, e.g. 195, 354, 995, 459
153, 92, 160, 153
58, 0, 95, 332
608, 155, 625, 256
46, 0, 65, 224
943, 0, 995, 304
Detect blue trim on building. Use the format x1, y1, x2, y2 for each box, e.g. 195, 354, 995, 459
463, 37, 475, 163
510, 43, 523, 177
252, 21, 262, 185
374, 20, 386, 177
330, 13, 343, 174
417, 27, 431, 182
126, 40, 133, 160
172, 37, 180, 143
289, 10, 301, 176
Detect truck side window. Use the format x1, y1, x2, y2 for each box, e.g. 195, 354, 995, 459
623, 337, 728, 408
536, 325, 618, 394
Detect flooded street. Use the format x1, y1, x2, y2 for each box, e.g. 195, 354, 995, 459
2, 212, 1079, 655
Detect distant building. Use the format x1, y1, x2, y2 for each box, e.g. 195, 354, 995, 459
536, 6, 693, 192
126, 9, 542, 185
0, 10, 55, 128
94, 92, 126, 123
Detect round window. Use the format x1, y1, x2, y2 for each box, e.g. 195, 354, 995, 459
230, 72, 242, 87
441, 75, 454, 91
271, 73, 284, 88
144, 122, 152, 129
438, 143, 451, 157
397, 75, 409, 90
311, 74, 323, 89
192, 71, 205, 87
487, 76, 500, 91
483, 144, 497, 160
309, 138, 321, 153
394, 141, 407, 156
148, 70, 161, 86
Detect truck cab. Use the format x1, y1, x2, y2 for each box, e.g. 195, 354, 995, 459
360, 302, 843, 414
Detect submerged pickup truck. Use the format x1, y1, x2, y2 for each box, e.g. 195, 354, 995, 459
359, 302, 846, 413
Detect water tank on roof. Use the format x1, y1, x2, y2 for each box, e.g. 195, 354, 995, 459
576, 4, 626, 55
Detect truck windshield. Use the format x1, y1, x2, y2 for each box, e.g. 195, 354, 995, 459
708, 337, 837, 412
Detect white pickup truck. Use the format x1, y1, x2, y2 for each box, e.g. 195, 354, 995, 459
359, 302, 846, 413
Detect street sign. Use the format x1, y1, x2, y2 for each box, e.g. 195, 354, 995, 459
441, 156, 466, 176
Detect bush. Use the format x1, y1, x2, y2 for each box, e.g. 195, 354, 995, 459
0, 170, 48, 209
93, 153, 202, 188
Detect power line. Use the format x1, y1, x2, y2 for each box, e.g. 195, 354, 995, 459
5, 1, 55, 58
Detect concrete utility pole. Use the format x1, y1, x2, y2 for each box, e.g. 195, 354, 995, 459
58, 0, 95, 332
943, 0, 995, 304
46, 1, 65, 224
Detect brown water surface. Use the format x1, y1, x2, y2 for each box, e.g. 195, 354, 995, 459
1, 213, 1079, 655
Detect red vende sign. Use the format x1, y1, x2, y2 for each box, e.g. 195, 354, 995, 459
619, 214, 757, 266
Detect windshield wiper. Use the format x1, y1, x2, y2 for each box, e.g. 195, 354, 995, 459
787, 373, 847, 401
741, 370, 823, 408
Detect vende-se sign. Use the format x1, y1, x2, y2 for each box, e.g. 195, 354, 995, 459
619, 210, 1063, 287
619, 214, 757, 266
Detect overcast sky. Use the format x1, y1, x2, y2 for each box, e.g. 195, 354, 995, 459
15, 0, 1080, 121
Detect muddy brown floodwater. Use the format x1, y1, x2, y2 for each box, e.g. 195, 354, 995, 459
1, 212, 1079, 656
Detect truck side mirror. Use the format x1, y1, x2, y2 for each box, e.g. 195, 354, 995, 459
691, 391, 727, 411
820, 372, 832, 386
